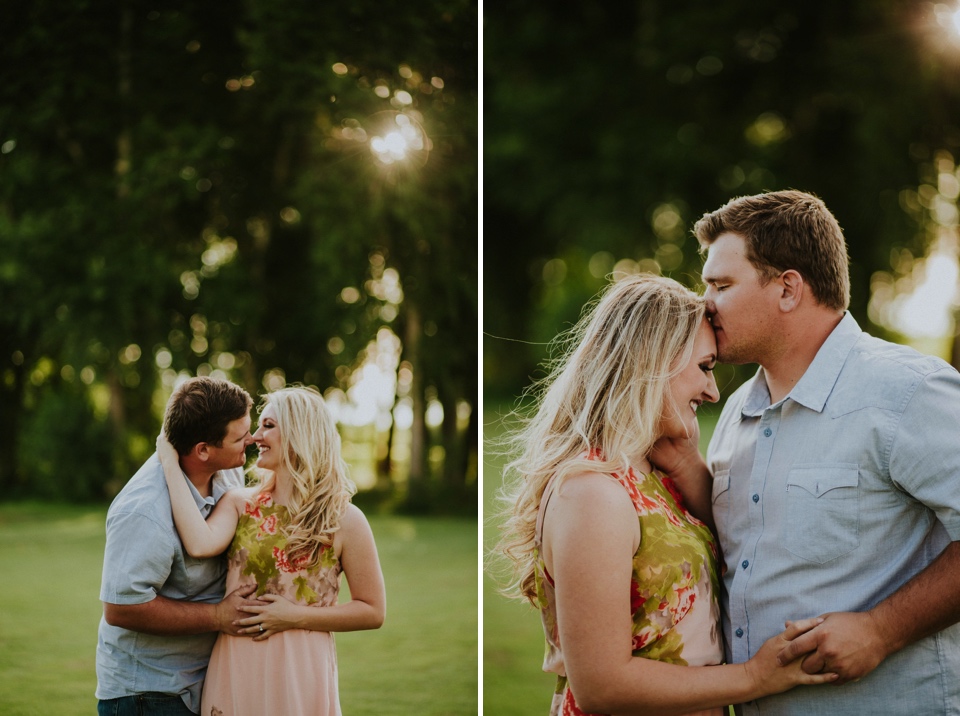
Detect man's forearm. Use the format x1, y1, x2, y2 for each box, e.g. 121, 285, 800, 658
103, 595, 220, 636
870, 540, 960, 653
779, 540, 960, 680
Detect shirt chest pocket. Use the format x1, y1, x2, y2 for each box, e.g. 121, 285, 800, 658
784, 465, 860, 564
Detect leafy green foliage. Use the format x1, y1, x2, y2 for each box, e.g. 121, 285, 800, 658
0, 2, 477, 505
484, 0, 960, 396
18, 387, 112, 501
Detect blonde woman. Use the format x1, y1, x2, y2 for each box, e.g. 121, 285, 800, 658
492, 275, 835, 715
158, 385, 385, 716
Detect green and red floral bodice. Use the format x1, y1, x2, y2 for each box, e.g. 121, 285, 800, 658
534, 464, 722, 716
227, 492, 341, 608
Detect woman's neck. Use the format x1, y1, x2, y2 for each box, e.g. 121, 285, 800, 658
269, 469, 293, 506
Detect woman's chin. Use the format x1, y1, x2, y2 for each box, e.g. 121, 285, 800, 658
661, 418, 697, 441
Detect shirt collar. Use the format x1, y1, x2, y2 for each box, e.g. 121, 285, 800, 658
182, 471, 216, 516
180, 468, 236, 516
210, 470, 236, 502
741, 311, 862, 417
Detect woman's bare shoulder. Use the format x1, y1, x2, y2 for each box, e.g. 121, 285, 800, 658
545, 470, 637, 535
543, 470, 641, 567
332, 503, 376, 557
340, 503, 372, 532
223, 485, 260, 510
554, 470, 629, 506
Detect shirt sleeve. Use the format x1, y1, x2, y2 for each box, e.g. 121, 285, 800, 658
99, 510, 176, 605
223, 467, 244, 490
889, 365, 960, 541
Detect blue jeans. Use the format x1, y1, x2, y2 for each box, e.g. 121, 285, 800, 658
98, 693, 197, 716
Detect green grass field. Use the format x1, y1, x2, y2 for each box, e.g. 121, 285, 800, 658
482, 432, 554, 715
482, 406, 720, 714
0, 502, 477, 716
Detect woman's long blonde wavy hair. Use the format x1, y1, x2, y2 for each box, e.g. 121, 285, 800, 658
490, 275, 706, 604
252, 385, 357, 568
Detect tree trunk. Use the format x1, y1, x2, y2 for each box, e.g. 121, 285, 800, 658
377, 395, 397, 488
116, 1, 132, 199
459, 396, 478, 487
0, 359, 27, 494
401, 301, 430, 510
106, 368, 127, 439
440, 391, 462, 486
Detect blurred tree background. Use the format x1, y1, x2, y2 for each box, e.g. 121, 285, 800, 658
0, 0, 477, 512
484, 0, 960, 405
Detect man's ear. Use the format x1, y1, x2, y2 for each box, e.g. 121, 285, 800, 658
191, 442, 211, 463
778, 270, 804, 312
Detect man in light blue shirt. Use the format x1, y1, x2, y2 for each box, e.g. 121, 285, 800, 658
658, 190, 960, 714
96, 377, 259, 716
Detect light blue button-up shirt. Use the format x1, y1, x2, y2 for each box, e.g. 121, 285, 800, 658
95, 455, 243, 713
709, 313, 960, 715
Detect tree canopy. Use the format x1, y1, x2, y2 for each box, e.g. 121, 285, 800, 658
0, 1, 477, 510
484, 0, 960, 398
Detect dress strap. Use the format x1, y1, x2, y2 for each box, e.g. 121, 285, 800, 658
536, 451, 607, 545
534, 472, 563, 548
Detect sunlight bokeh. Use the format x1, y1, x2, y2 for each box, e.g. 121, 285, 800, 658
368, 112, 430, 167
889, 250, 959, 339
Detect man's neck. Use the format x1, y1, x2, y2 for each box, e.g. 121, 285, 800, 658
762, 310, 844, 404
179, 459, 217, 499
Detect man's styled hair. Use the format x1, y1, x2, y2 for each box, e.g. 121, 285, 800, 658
693, 190, 850, 311
163, 377, 253, 455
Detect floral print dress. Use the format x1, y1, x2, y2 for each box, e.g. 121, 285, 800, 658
201, 492, 343, 716
534, 464, 723, 716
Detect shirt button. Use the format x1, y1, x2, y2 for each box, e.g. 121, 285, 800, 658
741, 560, 749, 569
763, 428, 772, 437
752, 493, 760, 503
735, 628, 744, 638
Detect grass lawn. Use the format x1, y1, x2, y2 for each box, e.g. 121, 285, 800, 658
0, 502, 477, 716
482, 405, 720, 714
482, 435, 554, 715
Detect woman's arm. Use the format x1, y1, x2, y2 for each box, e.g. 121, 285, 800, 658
156, 433, 244, 558
236, 503, 386, 639
545, 472, 835, 716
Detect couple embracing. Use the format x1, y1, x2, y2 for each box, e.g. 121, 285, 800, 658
495, 190, 960, 714
96, 377, 386, 716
